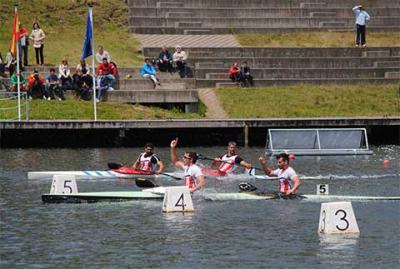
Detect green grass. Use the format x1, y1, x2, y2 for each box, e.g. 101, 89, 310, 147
216, 84, 400, 118
0, 98, 204, 120
0, 0, 143, 67
237, 32, 400, 47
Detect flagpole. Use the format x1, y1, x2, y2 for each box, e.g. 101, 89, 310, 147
89, 4, 97, 121
14, 5, 21, 121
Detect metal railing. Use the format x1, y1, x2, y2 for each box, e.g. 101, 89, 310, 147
0, 91, 30, 120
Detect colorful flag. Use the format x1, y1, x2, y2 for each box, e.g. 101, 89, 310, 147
82, 9, 93, 59
10, 8, 19, 56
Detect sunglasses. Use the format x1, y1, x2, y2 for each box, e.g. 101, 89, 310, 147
183, 156, 192, 159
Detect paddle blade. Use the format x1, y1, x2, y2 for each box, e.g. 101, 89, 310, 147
108, 162, 123, 169
135, 178, 159, 188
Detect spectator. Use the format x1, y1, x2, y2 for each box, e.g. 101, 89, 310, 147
27, 69, 47, 99
29, 22, 45, 65
74, 59, 93, 91
46, 68, 64, 101
240, 61, 254, 87
156, 46, 173, 72
18, 23, 29, 67
0, 53, 5, 77
352, 5, 370, 47
173, 45, 188, 78
95, 45, 110, 64
96, 57, 116, 90
95, 69, 113, 102
77, 81, 92, 101
5, 50, 17, 77
140, 58, 161, 89
229, 62, 242, 86
58, 58, 73, 91
10, 71, 27, 92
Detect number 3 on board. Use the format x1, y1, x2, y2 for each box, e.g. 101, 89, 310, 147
318, 201, 359, 234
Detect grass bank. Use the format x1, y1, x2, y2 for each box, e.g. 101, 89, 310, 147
237, 32, 400, 47
216, 84, 400, 118
0, 1, 143, 67
0, 98, 205, 120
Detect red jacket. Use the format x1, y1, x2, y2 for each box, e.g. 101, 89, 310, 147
229, 66, 240, 77
27, 74, 45, 87
96, 62, 117, 76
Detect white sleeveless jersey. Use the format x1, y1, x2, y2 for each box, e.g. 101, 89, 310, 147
137, 153, 160, 172
218, 154, 242, 174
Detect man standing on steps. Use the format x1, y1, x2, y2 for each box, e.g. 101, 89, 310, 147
352, 5, 370, 47
170, 138, 205, 193
258, 153, 301, 196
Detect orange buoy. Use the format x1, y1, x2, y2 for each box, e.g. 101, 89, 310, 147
383, 159, 390, 167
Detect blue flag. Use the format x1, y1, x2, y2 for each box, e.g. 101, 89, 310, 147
81, 10, 92, 60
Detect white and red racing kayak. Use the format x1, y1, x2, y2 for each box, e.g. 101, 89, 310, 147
28, 167, 180, 180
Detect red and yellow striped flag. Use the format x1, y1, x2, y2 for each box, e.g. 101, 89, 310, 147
10, 8, 19, 56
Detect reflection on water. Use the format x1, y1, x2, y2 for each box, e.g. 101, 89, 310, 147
318, 235, 359, 266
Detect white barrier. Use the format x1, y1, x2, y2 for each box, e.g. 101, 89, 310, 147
318, 201, 359, 234
50, 175, 78, 194
317, 184, 329, 195
162, 186, 194, 213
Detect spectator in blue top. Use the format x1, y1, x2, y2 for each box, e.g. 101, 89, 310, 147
352, 5, 370, 47
95, 69, 113, 103
141, 58, 161, 89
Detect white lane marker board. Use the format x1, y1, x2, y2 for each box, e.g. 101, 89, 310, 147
318, 201, 360, 234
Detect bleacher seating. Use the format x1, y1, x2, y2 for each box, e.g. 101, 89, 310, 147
143, 47, 400, 87
128, 0, 400, 34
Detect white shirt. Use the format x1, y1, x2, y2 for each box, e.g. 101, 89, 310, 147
352, 6, 370, 26
96, 51, 110, 64
183, 164, 203, 188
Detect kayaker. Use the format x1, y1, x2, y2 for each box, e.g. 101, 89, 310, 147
258, 153, 301, 196
132, 142, 164, 174
213, 141, 252, 175
170, 138, 205, 193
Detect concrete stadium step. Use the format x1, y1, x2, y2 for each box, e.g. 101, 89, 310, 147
203, 77, 400, 88
130, 25, 400, 34
374, 61, 400, 68
202, 67, 399, 79
156, 1, 183, 8
119, 78, 195, 89
129, 0, 399, 8
175, 22, 203, 28
119, 81, 188, 91
309, 12, 336, 18
143, 47, 400, 59
129, 16, 400, 28
130, 7, 400, 18
384, 72, 400, 79
165, 12, 193, 18
193, 57, 400, 69
362, 50, 392, 57
318, 22, 346, 28
106, 89, 199, 113
183, 29, 212, 35
135, 34, 241, 48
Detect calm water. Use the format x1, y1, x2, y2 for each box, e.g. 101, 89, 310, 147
0, 146, 399, 269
